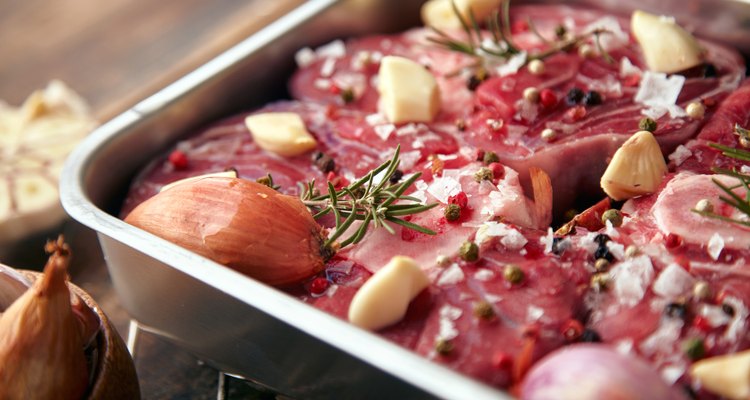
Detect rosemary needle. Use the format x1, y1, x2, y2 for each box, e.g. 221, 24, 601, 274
301, 146, 437, 249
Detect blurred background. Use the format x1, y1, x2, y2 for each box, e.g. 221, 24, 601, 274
0, 0, 302, 398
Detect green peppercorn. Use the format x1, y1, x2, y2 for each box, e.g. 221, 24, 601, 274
435, 338, 454, 355
555, 24, 567, 39
444, 204, 462, 221
503, 264, 524, 284
682, 338, 705, 361
459, 241, 479, 262
474, 167, 494, 182
473, 301, 495, 319
639, 117, 657, 132
601, 209, 623, 227
483, 151, 500, 165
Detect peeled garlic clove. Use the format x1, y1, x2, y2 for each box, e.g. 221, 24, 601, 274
421, 0, 502, 31
600, 130, 667, 201
377, 56, 441, 124
690, 350, 750, 400
631, 10, 704, 73
245, 112, 317, 157
348, 256, 430, 331
0, 238, 89, 400
125, 177, 328, 286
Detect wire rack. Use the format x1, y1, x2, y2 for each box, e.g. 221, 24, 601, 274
126, 320, 290, 400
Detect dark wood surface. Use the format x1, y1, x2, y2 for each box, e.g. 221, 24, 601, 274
0, 0, 303, 398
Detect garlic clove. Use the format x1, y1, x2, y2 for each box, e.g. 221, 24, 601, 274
125, 177, 328, 286
245, 112, 317, 157
348, 256, 430, 331
631, 10, 704, 74
421, 0, 502, 31
0, 237, 89, 400
377, 56, 441, 124
690, 350, 750, 400
160, 168, 238, 193
600, 130, 667, 201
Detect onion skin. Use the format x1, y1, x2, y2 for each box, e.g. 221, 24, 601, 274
125, 177, 329, 286
521, 344, 687, 400
0, 239, 90, 400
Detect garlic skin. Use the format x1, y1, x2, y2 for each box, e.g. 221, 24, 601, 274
0, 239, 89, 400
125, 177, 329, 286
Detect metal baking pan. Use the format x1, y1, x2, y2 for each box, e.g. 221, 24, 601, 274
60, 0, 750, 398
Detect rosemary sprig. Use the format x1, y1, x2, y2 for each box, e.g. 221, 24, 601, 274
301, 146, 437, 249
427, 1, 613, 71
691, 141, 750, 227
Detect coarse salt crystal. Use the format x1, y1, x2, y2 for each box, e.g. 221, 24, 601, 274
320, 57, 337, 78
584, 17, 629, 51
635, 71, 686, 119
474, 269, 495, 281
314, 78, 331, 90
540, 227, 555, 254
485, 294, 503, 303
699, 304, 731, 327
326, 284, 339, 298
475, 221, 528, 250
609, 254, 654, 307
707, 233, 725, 260
365, 113, 387, 126
668, 145, 692, 166
494, 51, 527, 77
605, 220, 620, 238
615, 339, 634, 355
295, 47, 316, 68
438, 305, 462, 341
437, 263, 465, 286
620, 57, 642, 77
724, 296, 748, 343
640, 318, 683, 356
606, 241, 625, 260
373, 124, 396, 141
653, 263, 695, 299
527, 305, 545, 321
427, 176, 462, 203
661, 365, 686, 385
316, 39, 346, 58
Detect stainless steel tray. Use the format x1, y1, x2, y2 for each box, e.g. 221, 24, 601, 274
60, 0, 750, 399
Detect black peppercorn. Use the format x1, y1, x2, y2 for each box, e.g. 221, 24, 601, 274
583, 90, 602, 106
566, 87, 584, 105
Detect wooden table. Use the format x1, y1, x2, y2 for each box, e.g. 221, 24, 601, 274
1, 0, 303, 397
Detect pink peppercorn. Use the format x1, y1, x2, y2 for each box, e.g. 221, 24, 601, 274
168, 150, 188, 170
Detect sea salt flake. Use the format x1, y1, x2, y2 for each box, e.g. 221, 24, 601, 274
527, 305, 545, 321
373, 124, 396, 141
475, 221, 528, 250
609, 254, 654, 306
326, 284, 339, 298
313, 78, 331, 90
635, 71, 686, 118
427, 176, 462, 203
707, 233, 725, 260
668, 145, 693, 166
640, 319, 683, 356
653, 263, 695, 299
699, 304, 731, 327
295, 47, 316, 68
320, 57, 337, 77
485, 294, 503, 303
662, 365, 686, 384
584, 17, 629, 51
474, 269, 495, 281
605, 220, 620, 238
606, 241, 625, 260
539, 228, 555, 254
316, 39, 346, 58
620, 57, 641, 77
437, 263, 465, 286
494, 51, 527, 77
438, 305, 463, 341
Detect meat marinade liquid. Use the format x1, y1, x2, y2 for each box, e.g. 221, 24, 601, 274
122, 4, 750, 398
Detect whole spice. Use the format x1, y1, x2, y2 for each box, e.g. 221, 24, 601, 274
444, 203, 462, 221
459, 241, 479, 262
503, 264, 524, 284
683, 338, 705, 361
473, 300, 495, 320
601, 209, 623, 227
638, 117, 657, 132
